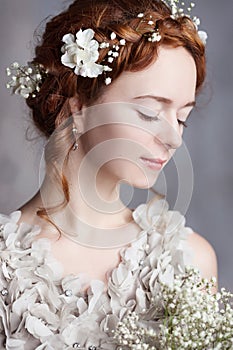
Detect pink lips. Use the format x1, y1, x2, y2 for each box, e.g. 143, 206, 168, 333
140, 157, 167, 170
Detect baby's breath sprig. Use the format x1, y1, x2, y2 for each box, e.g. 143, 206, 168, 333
161, 0, 208, 44
162, 0, 196, 21
6, 61, 47, 98
113, 267, 233, 350
113, 310, 159, 350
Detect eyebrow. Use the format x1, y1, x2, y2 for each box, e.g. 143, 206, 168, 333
133, 95, 196, 108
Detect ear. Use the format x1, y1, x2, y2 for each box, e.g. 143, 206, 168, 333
69, 96, 82, 114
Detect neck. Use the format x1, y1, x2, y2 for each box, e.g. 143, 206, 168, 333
21, 142, 142, 247
27, 174, 140, 248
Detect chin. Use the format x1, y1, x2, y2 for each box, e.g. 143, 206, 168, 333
133, 177, 159, 189
120, 171, 160, 189
104, 160, 161, 188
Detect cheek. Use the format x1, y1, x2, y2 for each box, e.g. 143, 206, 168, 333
80, 124, 154, 179
82, 124, 151, 154
102, 156, 161, 189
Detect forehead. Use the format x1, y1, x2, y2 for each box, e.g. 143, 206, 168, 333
101, 45, 197, 106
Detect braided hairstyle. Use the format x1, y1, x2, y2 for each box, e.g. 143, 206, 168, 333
27, 0, 205, 137
26, 0, 206, 225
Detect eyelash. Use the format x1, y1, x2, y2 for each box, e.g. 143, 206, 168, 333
138, 111, 159, 122
138, 112, 188, 128
178, 120, 188, 128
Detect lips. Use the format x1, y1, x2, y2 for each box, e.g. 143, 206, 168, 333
140, 157, 167, 165
139, 157, 167, 171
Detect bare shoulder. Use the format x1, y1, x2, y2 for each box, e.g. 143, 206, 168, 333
187, 231, 218, 291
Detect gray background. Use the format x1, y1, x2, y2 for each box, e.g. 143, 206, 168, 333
0, 0, 232, 290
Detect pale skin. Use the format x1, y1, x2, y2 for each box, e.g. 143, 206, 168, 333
18, 45, 218, 293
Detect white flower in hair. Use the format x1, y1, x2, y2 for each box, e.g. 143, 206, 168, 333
6, 62, 45, 99
61, 28, 110, 78
198, 30, 208, 45
148, 30, 162, 42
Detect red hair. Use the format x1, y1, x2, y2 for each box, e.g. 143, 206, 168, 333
26, 0, 206, 228
27, 0, 205, 137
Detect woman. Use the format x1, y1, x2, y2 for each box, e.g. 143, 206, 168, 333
1, 0, 217, 348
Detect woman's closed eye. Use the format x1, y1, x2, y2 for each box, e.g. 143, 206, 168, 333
137, 111, 188, 128
138, 111, 188, 128
137, 111, 160, 122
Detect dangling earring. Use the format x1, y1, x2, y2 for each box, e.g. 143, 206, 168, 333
72, 124, 79, 151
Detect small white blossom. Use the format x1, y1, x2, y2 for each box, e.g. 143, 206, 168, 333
193, 16, 201, 27
150, 32, 162, 42
119, 39, 126, 45
99, 42, 109, 48
103, 65, 112, 72
105, 77, 112, 85
110, 32, 117, 40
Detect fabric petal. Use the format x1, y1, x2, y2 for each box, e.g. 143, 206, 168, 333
76, 28, 95, 48
0, 211, 21, 225
5, 338, 26, 350
25, 315, 53, 339
79, 62, 104, 78
88, 280, 105, 314
62, 33, 75, 45
61, 52, 76, 69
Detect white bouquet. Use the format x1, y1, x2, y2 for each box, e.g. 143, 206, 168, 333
113, 267, 233, 349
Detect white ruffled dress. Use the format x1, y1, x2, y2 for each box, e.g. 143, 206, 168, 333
0, 198, 194, 350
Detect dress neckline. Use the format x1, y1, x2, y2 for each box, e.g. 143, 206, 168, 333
33, 211, 148, 295
0, 197, 193, 297
1, 203, 150, 295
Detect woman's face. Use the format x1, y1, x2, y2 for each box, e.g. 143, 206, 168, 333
78, 45, 197, 189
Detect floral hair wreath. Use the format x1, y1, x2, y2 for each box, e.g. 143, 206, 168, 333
6, 0, 207, 99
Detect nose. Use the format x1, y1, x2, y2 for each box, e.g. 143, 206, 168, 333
153, 114, 183, 151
